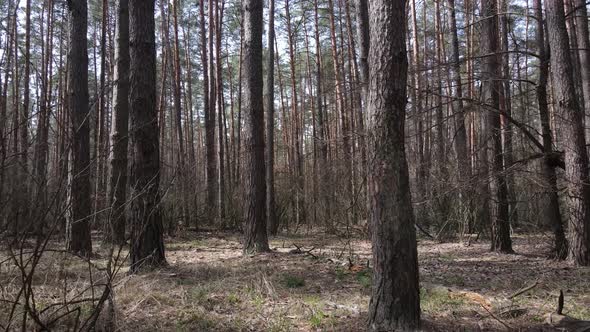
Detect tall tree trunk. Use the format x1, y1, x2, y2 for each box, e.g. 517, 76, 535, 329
0, 4, 10, 230
285, 0, 306, 226
215, 0, 226, 223
266, 0, 278, 235
545, 0, 590, 266
67, 0, 93, 256
499, 0, 518, 227
106, 0, 130, 245
206, 0, 218, 221
21, 0, 31, 224
327, 0, 351, 222
448, 0, 472, 212
481, 0, 513, 253
434, 0, 449, 225
171, 0, 188, 229
354, 0, 369, 105
410, 0, 427, 227
33, 0, 54, 232
128, 0, 166, 272
313, 0, 330, 228
572, 0, 590, 140
242, 0, 269, 254
94, 0, 109, 226
534, 0, 567, 259
367, 1, 420, 330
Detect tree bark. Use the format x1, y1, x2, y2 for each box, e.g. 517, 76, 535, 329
67, 0, 93, 256
448, 0, 472, 200
205, 0, 218, 221
481, 0, 513, 253
106, 0, 130, 245
242, 0, 269, 254
534, 0, 567, 259
572, 0, 590, 122
128, 0, 166, 272
367, 1, 421, 330
545, 0, 590, 266
265, 0, 278, 236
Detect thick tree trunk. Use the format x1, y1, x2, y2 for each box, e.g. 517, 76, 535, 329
242, 0, 269, 254
128, 0, 166, 272
106, 0, 130, 245
67, 0, 93, 256
367, 1, 420, 330
545, 0, 590, 266
534, 0, 567, 259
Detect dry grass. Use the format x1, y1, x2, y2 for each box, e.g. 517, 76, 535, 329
1, 231, 589, 331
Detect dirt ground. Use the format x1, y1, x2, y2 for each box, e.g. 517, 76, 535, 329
1, 231, 589, 331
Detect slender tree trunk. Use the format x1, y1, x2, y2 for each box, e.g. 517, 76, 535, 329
0, 7, 8, 230
313, 0, 330, 227
367, 1, 420, 330
67, 0, 93, 256
545, 0, 590, 265
215, 0, 226, 223
205, 0, 218, 221
93, 0, 109, 226
33, 0, 54, 232
266, 0, 278, 235
171, 0, 187, 228
327, 0, 351, 222
434, 0, 449, 225
285, 0, 306, 226
572, 0, 590, 139
499, 0, 518, 227
128, 0, 167, 272
21, 0, 31, 224
106, 0, 130, 245
410, 0, 427, 226
448, 0, 472, 211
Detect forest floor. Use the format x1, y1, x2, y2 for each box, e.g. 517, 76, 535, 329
1, 231, 590, 331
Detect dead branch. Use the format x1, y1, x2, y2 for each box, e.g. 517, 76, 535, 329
508, 281, 539, 299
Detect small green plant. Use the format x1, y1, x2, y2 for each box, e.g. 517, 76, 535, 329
303, 295, 321, 306
446, 274, 466, 287
420, 287, 465, 312
188, 286, 208, 304
269, 315, 293, 332
176, 310, 216, 331
569, 304, 590, 320
252, 293, 264, 310
282, 274, 305, 288
308, 308, 325, 328
335, 266, 346, 281
356, 270, 372, 289
226, 292, 241, 305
